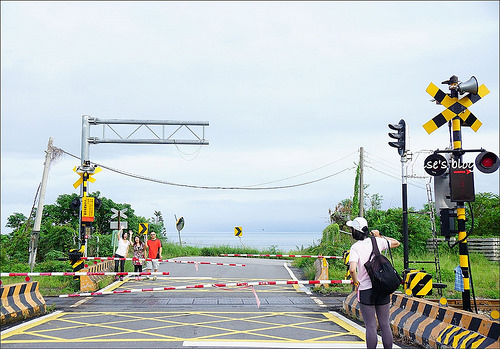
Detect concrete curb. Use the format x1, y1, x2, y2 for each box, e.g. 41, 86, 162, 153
0, 281, 46, 326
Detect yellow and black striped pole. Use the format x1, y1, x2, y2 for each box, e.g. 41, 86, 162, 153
80, 171, 89, 249
451, 115, 472, 312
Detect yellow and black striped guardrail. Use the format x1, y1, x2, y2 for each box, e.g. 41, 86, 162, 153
343, 291, 499, 348
80, 260, 115, 292
0, 281, 46, 326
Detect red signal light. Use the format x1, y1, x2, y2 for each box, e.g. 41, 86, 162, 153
475, 151, 500, 173
481, 155, 494, 168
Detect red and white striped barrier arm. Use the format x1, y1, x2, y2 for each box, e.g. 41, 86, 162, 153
220, 253, 343, 259
1, 272, 169, 277
59, 279, 352, 298
82, 257, 246, 267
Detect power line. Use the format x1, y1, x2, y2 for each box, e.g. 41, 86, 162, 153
53, 146, 356, 190
243, 150, 358, 187
364, 164, 427, 190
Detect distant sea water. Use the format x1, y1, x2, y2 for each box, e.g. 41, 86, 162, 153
164, 231, 323, 252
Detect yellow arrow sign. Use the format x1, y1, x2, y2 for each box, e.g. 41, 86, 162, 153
139, 223, 149, 235
234, 227, 242, 237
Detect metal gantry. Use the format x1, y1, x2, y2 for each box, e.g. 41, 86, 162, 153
75, 115, 209, 255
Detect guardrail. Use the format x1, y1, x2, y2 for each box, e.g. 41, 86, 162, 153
80, 260, 114, 292
426, 238, 500, 262
343, 291, 499, 348
0, 281, 46, 326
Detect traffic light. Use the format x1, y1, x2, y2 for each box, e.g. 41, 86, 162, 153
388, 119, 406, 156
439, 208, 457, 239
70, 197, 101, 210
475, 151, 500, 173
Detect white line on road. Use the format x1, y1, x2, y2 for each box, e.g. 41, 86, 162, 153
183, 341, 369, 348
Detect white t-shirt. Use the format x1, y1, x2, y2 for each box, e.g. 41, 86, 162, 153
115, 239, 131, 257
349, 237, 390, 291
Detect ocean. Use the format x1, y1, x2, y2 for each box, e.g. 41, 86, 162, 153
163, 231, 323, 252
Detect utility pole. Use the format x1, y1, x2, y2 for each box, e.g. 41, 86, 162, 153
28, 137, 54, 272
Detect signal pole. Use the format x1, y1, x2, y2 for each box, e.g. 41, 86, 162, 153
449, 86, 472, 311
423, 75, 498, 312
388, 119, 409, 270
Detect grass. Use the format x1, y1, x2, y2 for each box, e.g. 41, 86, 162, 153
312, 248, 500, 300
1, 242, 498, 300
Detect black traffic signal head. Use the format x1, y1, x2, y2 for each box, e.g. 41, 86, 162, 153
475, 151, 500, 174
388, 119, 406, 156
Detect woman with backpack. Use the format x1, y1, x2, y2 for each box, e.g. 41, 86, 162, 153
347, 217, 400, 349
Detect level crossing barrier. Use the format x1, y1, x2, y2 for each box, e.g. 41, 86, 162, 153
81, 256, 246, 267
220, 253, 343, 259
59, 279, 353, 298
1, 272, 170, 277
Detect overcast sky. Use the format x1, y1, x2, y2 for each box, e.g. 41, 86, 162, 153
1, 2, 498, 235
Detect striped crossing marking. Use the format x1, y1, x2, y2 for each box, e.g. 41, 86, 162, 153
59, 279, 353, 298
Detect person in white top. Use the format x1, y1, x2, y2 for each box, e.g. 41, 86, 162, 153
114, 228, 132, 281
348, 217, 400, 349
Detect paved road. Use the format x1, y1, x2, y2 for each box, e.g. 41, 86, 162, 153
1, 257, 411, 348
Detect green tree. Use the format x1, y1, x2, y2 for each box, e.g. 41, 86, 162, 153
6, 212, 28, 230
466, 192, 499, 237
4, 192, 168, 263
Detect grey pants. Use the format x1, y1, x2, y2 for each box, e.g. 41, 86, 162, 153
359, 302, 393, 349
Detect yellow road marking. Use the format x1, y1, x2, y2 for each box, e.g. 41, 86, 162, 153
1, 311, 365, 344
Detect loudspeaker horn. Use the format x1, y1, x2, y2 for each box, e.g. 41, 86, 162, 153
457, 76, 478, 94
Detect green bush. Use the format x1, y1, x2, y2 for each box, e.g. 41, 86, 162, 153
0, 262, 30, 273
34, 260, 72, 273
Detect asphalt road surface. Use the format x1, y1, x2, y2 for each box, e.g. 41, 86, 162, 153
1, 257, 416, 348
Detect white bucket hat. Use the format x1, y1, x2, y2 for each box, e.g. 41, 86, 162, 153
346, 217, 368, 232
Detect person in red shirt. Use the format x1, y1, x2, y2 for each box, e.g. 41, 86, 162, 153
145, 231, 162, 280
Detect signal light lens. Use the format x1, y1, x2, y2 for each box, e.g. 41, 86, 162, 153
481, 156, 494, 168
475, 151, 500, 174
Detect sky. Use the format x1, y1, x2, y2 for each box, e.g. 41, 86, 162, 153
1, 2, 499, 236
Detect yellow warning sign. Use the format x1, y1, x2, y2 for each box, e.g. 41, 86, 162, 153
139, 223, 149, 235
81, 197, 95, 222
234, 227, 242, 237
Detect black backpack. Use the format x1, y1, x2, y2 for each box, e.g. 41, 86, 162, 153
364, 236, 402, 297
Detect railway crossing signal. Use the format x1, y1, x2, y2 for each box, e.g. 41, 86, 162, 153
73, 165, 101, 189
422, 75, 489, 134
423, 74, 498, 312
475, 151, 500, 173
